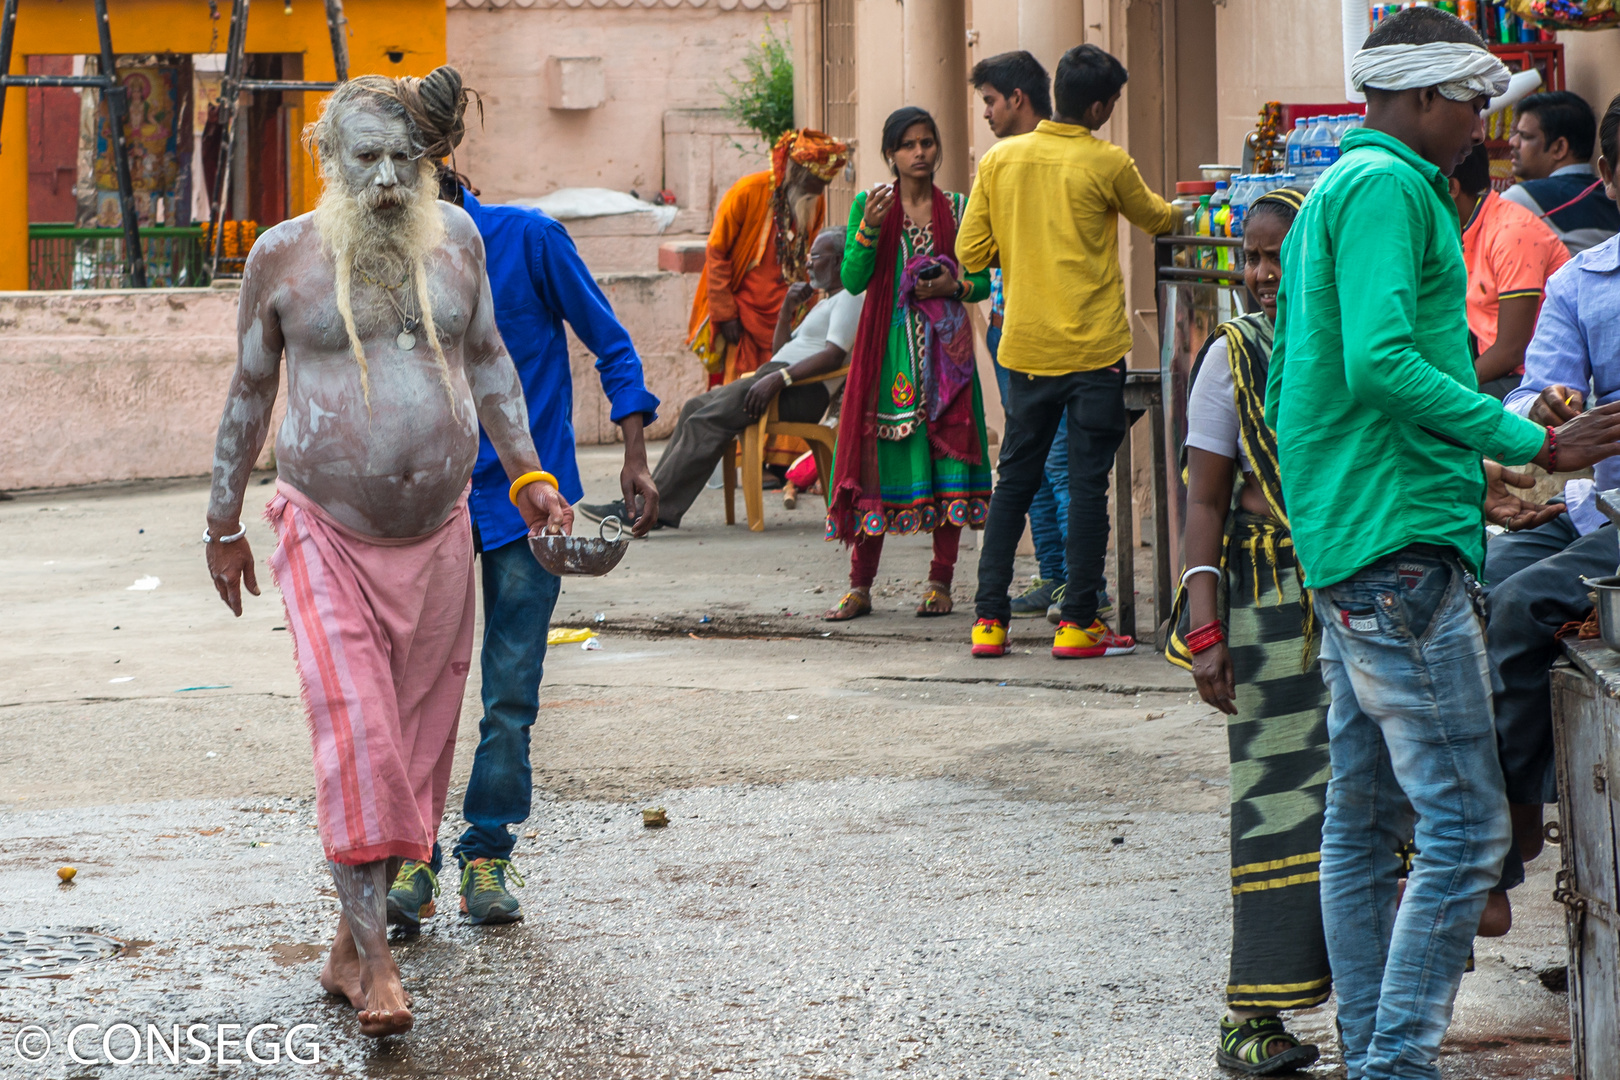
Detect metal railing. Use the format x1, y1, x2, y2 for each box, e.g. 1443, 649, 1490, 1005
27, 225, 210, 290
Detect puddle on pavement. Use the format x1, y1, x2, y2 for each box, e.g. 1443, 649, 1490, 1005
0, 928, 122, 979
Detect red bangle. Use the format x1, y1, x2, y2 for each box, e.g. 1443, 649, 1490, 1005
1185, 620, 1226, 655
1546, 425, 1558, 472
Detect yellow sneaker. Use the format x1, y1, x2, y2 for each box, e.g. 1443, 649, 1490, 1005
1052, 619, 1136, 659
971, 618, 1008, 657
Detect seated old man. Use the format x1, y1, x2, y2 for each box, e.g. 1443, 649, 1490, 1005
203, 70, 570, 1038
1479, 93, 1620, 934
580, 227, 860, 528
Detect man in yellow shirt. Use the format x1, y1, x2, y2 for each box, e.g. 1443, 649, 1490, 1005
959, 43, 1177, 660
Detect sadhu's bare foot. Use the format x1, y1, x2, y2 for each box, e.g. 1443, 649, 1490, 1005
357, 956, 414, 1038
319, 917, 366, 1010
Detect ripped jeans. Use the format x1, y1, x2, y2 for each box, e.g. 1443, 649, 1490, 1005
1312, 546, 1511, 1080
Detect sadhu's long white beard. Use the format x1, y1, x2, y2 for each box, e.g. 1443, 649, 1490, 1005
313, 173, 457, 414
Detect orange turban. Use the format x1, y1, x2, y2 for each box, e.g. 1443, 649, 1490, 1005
771, 128, 850, 184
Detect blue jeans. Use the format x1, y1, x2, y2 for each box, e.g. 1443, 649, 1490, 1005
450, 535, 562, 868
1313, 547, 1511, 1080
990, 330, 1068, 584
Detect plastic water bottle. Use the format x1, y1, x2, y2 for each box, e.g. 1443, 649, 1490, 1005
1228, 175, 1251, 239
1333, 115, 1354, 157
1299, 116, 1332, 187
1318, 116, 1344, 174
1255, 174, 1296, 201
1285, 118, 1308, 174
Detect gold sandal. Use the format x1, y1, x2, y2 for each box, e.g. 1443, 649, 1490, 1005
823, 589, 872, 621
916, 582, 952, 617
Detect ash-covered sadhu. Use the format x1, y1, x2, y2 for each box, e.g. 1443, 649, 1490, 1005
202, 65, 571, 1039
686, 128, 849, 387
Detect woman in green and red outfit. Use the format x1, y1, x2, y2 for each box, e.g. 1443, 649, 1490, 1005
824, 107, 993, 620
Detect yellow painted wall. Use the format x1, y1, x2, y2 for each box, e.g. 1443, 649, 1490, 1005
0, 0, 445, 289
2, 52, 29, 290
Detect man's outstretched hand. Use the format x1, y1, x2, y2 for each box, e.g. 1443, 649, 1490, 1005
206, 535, 260, 617
518, 480, 574, 537
1484, 460, 1561, 532
1534, 398, 1620, 473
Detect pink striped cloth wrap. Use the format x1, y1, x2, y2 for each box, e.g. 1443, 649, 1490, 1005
266, 480, 476, 866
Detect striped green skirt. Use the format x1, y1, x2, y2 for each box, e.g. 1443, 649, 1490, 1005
1223, 512, 1332, 1011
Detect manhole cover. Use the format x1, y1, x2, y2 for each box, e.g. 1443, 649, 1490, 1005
0, 929, 122, 977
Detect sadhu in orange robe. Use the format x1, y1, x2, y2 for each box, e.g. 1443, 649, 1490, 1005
687, 129, 848, 466
688, 170, 825, 387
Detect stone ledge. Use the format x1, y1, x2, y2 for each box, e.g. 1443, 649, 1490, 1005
658, 240, 707, 274
0, 274, 703, 489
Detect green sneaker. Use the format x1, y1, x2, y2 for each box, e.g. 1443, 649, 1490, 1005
1046, 585, 1114, 625
1044, 583, 1067, 624
459, 857, 525, 925
386, 860, 438, 936
1008, 577, 1057, 617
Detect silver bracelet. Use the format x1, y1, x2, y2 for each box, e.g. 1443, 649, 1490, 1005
779, 369, 795, 388
1180, 564, 1222, 587
203, 525, 248, 544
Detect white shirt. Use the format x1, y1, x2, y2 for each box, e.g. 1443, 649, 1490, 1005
1184, 336, 1253, 474
772, 288, 864, 400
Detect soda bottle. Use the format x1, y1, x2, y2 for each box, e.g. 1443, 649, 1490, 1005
1195, 194, 1213, 270
1212, 181, 1232, 270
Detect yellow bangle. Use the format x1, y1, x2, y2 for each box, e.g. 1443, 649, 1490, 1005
508, 470, 558, 506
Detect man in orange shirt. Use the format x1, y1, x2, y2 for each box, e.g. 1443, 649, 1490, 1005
1451, 144, 1569, 399
687, 129, 849, 388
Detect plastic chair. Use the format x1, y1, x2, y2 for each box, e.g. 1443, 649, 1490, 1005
721, 366, 848, 531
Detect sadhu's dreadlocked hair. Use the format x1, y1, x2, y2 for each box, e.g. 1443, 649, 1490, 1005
302, 67, 477, 414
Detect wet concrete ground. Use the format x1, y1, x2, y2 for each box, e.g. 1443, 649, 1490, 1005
0, 449, 1578, 1077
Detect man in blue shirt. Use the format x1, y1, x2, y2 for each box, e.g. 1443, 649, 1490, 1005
387, 173, 660, 930
1473, 91, 1620, 935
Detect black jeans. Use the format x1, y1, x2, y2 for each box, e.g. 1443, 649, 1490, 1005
1482, 514, 1618, 888
975, 362, 1127, 626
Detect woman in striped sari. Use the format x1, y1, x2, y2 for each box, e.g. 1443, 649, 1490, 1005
1165, 188, 1331, 1075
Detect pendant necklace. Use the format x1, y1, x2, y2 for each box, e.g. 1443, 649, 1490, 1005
357, 266, 420, 350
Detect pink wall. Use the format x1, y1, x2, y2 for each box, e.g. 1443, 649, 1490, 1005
448, 0, 787, 209
0, 273, 699, 491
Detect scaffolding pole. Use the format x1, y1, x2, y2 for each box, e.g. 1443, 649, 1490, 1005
0, 0, 147, 287
207, 0, 349, 279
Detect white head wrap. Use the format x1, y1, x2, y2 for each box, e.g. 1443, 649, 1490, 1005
1350, 42, 1512, 102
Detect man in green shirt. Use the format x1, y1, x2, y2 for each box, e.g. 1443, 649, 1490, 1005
1263, 9, 1620, 1078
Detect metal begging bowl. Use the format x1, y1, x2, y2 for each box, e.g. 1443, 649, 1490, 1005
529, 515, 629, 577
